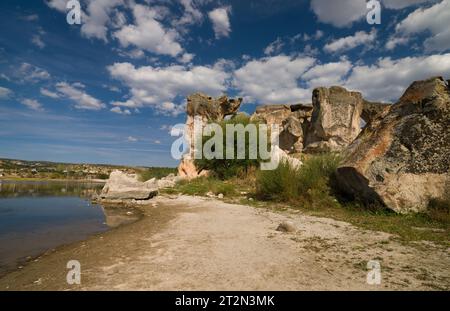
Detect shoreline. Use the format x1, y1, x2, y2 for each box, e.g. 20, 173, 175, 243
0, 178, 107, 183
0, 198, 143, 279
0, 195, 448, 290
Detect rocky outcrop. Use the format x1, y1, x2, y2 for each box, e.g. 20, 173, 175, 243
179, 93, 243, 179
251, 104, 313, 153
100, 170, 159, 201
361, 100, 391, 125
336, 77, 450, 213
304, 86, 364, 153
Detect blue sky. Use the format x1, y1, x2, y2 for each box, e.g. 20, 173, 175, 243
0, 0, 449, 167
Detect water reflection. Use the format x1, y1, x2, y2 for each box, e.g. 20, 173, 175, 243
0, 180, 104, 199
0, 181, 138, 277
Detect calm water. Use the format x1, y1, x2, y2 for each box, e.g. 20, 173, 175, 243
0, 181, 122, 276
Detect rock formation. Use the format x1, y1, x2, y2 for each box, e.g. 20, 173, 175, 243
336, 77, 450, 213
100, 170, 159, 201
304, 86, 364, 153
178, 93, 243, 179
250, 104, 313, 153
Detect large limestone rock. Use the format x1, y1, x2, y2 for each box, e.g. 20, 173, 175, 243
179, 93, 243, 179
336, 77, 450, 213
304, 86, 364, 153
101, 170, 158, 200
251, 104, 313, 153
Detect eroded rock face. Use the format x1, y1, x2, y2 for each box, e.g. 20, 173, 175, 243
101, 170, 158, 201
251, 104, 312, 153
336, 77, 450, 213
304, 86, 364, 153
179, 93, 243, 179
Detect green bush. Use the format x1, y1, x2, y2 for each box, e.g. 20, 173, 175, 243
255, 153, 341, 205
195, 114, 269, 180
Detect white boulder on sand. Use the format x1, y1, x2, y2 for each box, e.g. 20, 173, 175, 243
100, 170, 159, 200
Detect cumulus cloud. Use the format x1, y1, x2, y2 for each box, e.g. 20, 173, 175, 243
114, 4, 183, 57
15, 63, 50, 83
302, 60, 353, 88
108, 61, 230, 116
208, 6, 232, 39
324, 29, 377, 53
233, 55, 316, 103
81, 0, 125, 42
127, 136, 138, 142
264, 38, 284, 55
383, 0, 432, 9
0, 86, 12, 99
395, 0, 450, 52
40, 88, 60, 98
20, 98, 43, 111
55, 82, 106, 110
310, 0, 367, 27
345, 53, 450, 101
310, 0, 433, 27
45, 0, 67, 12
110, 106, 131, 115
174, 0, 203, 28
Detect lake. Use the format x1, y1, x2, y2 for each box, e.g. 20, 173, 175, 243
0, 180, 138, 276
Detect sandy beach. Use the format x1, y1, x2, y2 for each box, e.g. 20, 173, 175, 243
0, 195, 448, 291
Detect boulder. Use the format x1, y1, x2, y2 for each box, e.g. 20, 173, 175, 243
336, 77, 450, 213
251, 104, 312, 154
101, 170, 158, 200
304, 86, 364, 153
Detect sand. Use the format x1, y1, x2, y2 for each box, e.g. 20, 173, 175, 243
0, 195, 448, 290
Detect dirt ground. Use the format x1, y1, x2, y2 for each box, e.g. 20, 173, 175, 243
0, 195, 449, 290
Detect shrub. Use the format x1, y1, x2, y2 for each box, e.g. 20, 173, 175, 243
195, 114, 269, 180
255, 153, 341, 205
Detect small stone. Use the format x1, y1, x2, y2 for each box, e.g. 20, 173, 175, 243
218, 193, 224, 199
276, 221, 296, 233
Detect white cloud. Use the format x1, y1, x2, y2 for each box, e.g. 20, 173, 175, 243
45, 0, 67, 12
21, 98, 43, 111
110, 106, 131, 115
174, 0, 203, 28
114, 4, 183, 57
264, 37, 284, 55
108, 61, 230, 116
395, 0, 450, 52
32, 35, 46, 49
383, 0, 431, 9
0, 86, 12, 99
233, 55, 316, 103
385, 36, 409, 50
208, 6, 231, 39
324, 29, 377, 53
311, 0, 432, 27
81, 0, 124, 42
16, 63, 50, 83
21, 14, 39, 21
40, 88, 60, 98
127, 136, 138, 142
310, 0, 367, 27
179, 52, 195, 64
303, 60, 353, 88
345, 53, 450, 101
55, 82, 106, 110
